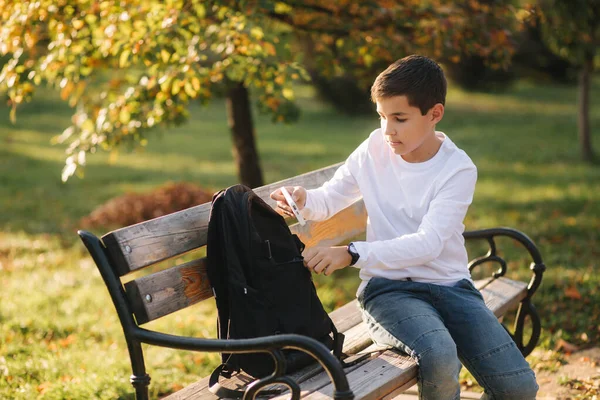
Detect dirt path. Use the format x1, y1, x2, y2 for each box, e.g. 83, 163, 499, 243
533, 347, 600, 399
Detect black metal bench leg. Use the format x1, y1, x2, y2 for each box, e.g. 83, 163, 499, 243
128, 339, 151, 400
513, 299, 542, 357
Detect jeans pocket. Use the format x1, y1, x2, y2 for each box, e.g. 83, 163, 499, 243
457, 278, 484, 298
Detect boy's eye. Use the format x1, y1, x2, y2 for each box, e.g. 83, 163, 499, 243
395, 118, 407, 123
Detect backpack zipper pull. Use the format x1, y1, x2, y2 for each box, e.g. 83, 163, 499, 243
244, 287, 248, 295
264, 240, 272, 259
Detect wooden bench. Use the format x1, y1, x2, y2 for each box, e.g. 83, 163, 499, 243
78, 162, 546, 400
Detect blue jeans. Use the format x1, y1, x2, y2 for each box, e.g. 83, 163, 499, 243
358, 277, 538, 400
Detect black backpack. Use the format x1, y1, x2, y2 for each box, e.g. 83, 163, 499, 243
206, 185, 344, 391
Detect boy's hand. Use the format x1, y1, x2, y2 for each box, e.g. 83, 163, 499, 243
270, 186, 307, 218
302, 246, 352, 276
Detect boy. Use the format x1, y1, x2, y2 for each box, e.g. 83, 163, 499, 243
271, 55, 538, 400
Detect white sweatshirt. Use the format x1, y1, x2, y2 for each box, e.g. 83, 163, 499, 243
301, 129, 477, 297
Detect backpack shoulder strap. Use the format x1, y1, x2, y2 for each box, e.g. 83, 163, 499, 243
209, 364, 283, 398
207, 190, 231, 364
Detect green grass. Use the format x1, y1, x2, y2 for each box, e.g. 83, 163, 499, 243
1, 77, 599, 399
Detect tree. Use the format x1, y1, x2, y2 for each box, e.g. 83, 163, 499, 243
0, 0, 303, 187
533, 1, 600, 162
1, 1, 518, 186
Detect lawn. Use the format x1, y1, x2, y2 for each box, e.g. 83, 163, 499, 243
1, 77, 599, 399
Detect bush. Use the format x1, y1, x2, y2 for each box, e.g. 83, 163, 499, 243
80, 182, 214, 229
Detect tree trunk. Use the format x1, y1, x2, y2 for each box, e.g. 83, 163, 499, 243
225, 82, 264, 188
578, 55, 594, 162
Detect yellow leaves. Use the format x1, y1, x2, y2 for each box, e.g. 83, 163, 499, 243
159, 75, 172, 92
119, 49, 131, 68
60, 81, 74, 100
266, 97, 280, 110
85, 14, 97, 25
172, 79, 181, 95
119, 108, 131, 125
81, 119, 94, 132
184, 81, 196, 97
263, 42, 276, 56
282, 88, 294, 100
160, 49, 170, 63
250, 27, 263, 40
515, 8, 532, 23
72, 19, 84, 30
191, 77, 200, 91
274, 2, 293, 14
194, 3, 206, 18
24, 31, 38, 49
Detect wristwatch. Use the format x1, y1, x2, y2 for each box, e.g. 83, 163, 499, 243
347, 242, 360, 266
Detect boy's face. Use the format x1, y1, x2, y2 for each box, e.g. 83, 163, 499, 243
376, 95, 443, 161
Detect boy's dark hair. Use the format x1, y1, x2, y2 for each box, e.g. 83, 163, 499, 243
371, 55, 447, 115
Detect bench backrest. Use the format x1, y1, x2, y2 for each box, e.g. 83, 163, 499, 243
100, 162, 368, 325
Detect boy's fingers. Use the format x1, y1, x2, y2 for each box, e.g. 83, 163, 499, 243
270, 189, 283, 200
292, 189, 300, 202
302, 248, 316, 267
277, 201, 292, 214
313, 259, 329, 274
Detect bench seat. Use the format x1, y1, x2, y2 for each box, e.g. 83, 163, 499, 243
162, 277, 527, 400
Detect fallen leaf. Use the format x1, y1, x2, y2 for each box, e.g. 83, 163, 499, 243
564, 286, 582, 300
37, 382, 52, 394
555, 339, 579, 354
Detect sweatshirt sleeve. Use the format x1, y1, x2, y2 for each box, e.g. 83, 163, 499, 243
351, 165, 477, 269
300, 140, 367, 221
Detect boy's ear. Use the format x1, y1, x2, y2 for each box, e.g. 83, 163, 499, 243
430, 103, 444, 124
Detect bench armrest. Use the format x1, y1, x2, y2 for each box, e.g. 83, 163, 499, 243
133, 328, 354, 400
464, 227, 546, 299
464, 227, 546, 357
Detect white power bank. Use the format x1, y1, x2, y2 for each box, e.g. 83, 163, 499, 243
280, 187, 306, 226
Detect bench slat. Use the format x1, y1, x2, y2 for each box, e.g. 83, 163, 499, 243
124, 258, 212, 325
382, 378, 419, 399
124, 201, 366, 324
302, 350, 417, 400
290, 200, 367, 249
102, 163, 343, 276
480, 277, 528, 317
271, 354, 377, 400
159, 278, 527, 400
327, 299, 362, 333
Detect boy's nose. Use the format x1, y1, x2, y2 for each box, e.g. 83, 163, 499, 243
384, 126, 395, 137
